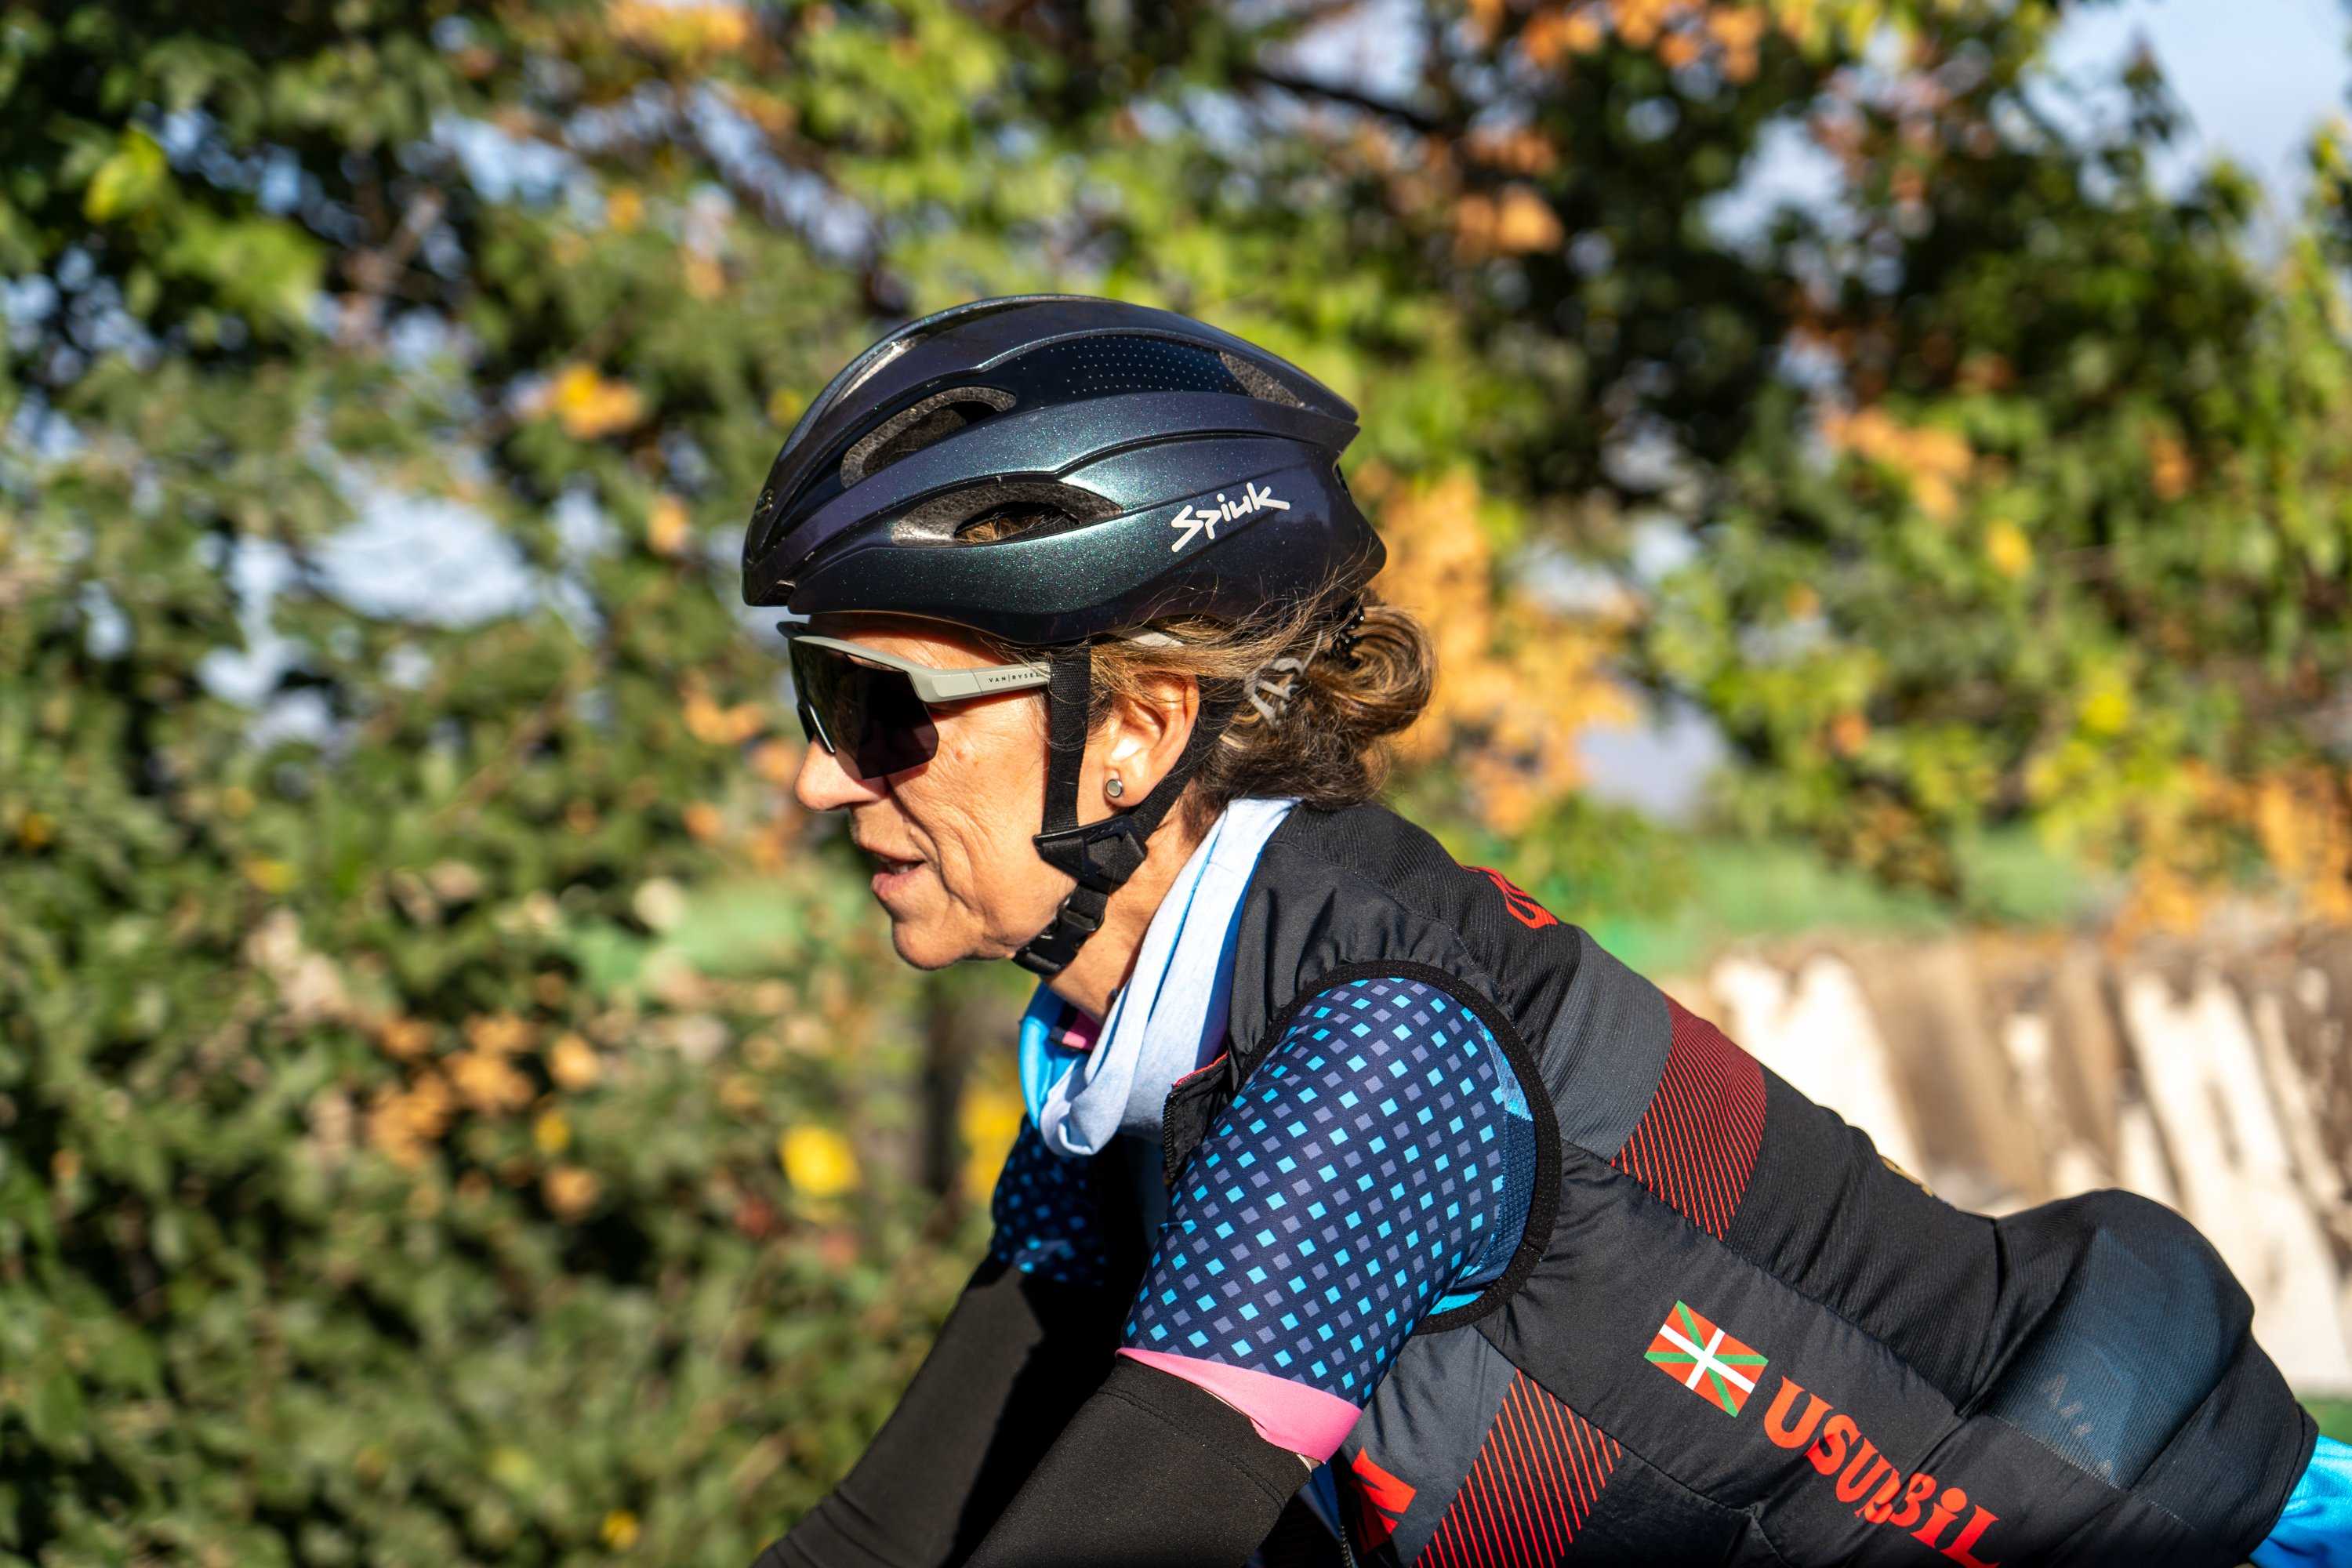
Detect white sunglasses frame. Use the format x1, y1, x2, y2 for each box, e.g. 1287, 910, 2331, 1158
781, 627, 1182, 707
786, 632, 1052, 705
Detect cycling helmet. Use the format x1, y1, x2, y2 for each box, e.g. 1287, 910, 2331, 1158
742, 294, 1384, 976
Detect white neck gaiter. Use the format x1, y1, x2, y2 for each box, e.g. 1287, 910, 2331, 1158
1018, 796, 1299, 1158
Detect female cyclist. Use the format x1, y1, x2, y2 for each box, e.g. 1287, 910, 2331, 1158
741, 296, 2348, 1567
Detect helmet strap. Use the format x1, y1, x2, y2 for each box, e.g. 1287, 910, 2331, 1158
1013, 645, 1241, 978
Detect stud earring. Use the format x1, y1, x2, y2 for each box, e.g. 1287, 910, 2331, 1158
1105, 775, 1125, 799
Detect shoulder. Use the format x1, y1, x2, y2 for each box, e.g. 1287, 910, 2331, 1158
1227, 811, 1507, 1034
1247, 972, 1530, 1129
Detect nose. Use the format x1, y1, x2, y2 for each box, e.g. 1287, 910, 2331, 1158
794, 736, 886, 812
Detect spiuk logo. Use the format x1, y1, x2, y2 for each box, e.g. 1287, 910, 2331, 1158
1168, 479, 1288, 551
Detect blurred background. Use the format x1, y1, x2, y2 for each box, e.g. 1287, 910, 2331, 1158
5, 0, 2352, 1561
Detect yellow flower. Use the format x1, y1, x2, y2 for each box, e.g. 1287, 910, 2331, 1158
533, 1110, 571, 1156
1984, 519, 2032, 579
543, 1164, 601, 1219
779, 1125, 859, 1198
549, 1033, 604, 1091
648, 494, 689, 557
959, 1086, 1025, 1204
606, 187, 644, 234
546, 364, 645, 440
2078, 676, 2133, 737
602, 1510, 641, 1550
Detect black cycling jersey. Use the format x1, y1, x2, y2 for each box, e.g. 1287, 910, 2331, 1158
757, 803, 2313, 1567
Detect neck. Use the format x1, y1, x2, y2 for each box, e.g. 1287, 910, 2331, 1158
1043, 813, 1204, 1022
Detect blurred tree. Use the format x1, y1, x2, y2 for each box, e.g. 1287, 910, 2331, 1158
5, 0, 2349, 1561
1305, 0, 2352, 918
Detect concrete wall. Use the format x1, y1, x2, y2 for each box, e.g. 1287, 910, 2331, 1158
1661, 924, 2352, 1392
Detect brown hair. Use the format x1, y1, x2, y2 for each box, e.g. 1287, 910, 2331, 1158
967, 589, 1431, 841
951, 508, 1436, 840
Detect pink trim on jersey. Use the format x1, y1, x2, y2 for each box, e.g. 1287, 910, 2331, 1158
1117, 1348, 1363, 1461
1053, 1005, 1102, 1053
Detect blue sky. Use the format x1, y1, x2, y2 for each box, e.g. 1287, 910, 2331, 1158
2051, 0, 2349, 212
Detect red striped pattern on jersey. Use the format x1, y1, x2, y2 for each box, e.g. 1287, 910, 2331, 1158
1418, 1374, 1621, 1567
1610, 998, 1766, 1238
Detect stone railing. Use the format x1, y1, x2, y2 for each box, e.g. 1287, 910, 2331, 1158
1660, 923, 2352, 1392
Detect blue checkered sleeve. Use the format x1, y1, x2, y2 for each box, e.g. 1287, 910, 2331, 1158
986, 1116, 1115, 1291
1120, 975, 1537, 1405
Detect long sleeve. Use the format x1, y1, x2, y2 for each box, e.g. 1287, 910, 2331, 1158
959, 1356, 1313, 1568
752, 1123, 1137, 1568
2255, 1433, 2352, 1568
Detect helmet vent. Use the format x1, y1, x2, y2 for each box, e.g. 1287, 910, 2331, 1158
953, 503, 1062, 544
1219, 350, 1305, 407
891, 480, 1116, 546
841, 386, 1017, 485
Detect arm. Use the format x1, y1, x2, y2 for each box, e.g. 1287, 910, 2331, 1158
960, 1356, 1314, 1568
966, 975, 1537, 1566
753, 1123, 1137, 1568
2254, 1432, 2352, 1568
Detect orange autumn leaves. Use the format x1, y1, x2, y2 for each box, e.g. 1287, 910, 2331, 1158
2112, 765, 2352, 938
1819, 405, 1973, 524
369, 1012, 610, 1214
1366, 467, 1634, 834
1468, 0, 1783, 83
539, 363, 645, 441
678, 679, 801, 869
1468, 0, 1927, 78
1807, 399, 2347, 931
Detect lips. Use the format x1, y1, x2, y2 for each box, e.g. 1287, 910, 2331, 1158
858, 844, 922, 873
866, 849, 925, 906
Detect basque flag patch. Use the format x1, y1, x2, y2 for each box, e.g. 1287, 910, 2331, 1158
1646, 1300, 1769, 1416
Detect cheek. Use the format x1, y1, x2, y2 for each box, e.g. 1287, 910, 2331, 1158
925, 710, 1050, 891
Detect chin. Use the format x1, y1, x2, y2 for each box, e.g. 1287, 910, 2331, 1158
887, 920, 970, 971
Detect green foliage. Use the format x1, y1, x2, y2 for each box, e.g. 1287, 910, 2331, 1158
5, 0, 2349, 1561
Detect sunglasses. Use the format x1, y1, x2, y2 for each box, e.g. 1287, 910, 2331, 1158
785, 633, 1053, 779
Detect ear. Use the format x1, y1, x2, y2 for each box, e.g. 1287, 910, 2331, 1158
1095, 670, 1198, 808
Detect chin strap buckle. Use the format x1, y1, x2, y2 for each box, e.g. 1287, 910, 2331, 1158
1012, 648, 1242, 978
1014, 818, 1146, 976
1031, 815, 1148, 888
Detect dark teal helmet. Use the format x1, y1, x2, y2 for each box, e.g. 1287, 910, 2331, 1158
741, 294, 1383, 645
742, 295, 1385, 977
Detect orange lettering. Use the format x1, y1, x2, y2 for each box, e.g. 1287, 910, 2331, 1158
1938, 1505, 2004, 1568
1874, 1470, 1939, 1528
1915, 1487, 1969, 1548
1807, 1414, 1859, 1476
1835, 1445, 1898, 1508
1762, 1379, 1830, 1450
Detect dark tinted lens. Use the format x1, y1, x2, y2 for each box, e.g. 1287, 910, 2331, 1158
789, 641, 938, 779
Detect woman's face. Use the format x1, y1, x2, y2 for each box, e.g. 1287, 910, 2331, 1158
787, 614, 1073, 970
